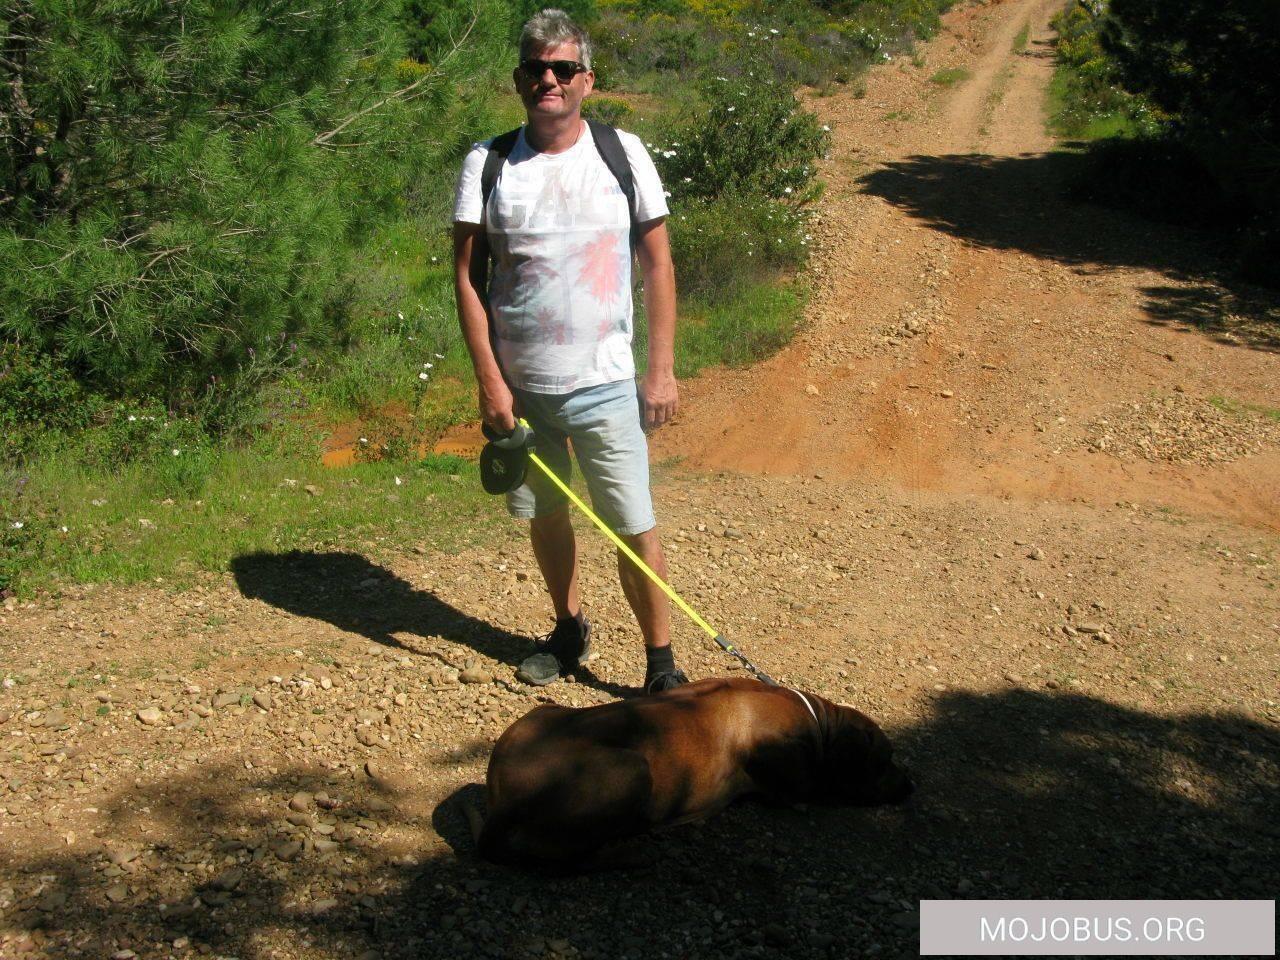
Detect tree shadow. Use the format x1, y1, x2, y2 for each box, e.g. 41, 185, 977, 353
9, 689, 1276, 958
857, 151, 1280, 353
229, 550, 634, 700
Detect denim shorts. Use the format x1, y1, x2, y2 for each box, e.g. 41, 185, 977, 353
508, 379, 656, 536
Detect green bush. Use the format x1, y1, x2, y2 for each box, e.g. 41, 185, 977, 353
0, 343, 100, 461
667, 195, 810, 303
1049, 2, 1153, 138
1101, 0, 1278, 283
582, 96, 635, 126
654, 75, 830, 205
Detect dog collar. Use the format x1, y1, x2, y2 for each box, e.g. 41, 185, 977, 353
793, 689, 819, 728
791, 688, 825, 767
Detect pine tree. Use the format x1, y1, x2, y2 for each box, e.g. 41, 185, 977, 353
0, 0, 478, 404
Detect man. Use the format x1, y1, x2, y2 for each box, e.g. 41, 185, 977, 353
452, 9, 688, 693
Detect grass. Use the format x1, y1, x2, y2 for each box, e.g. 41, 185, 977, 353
2, 449, 498, 597
1045, 65, 1143, 140
667, 281, 808, 379
930, 67, 971, 87
1012, 24, 1030, 54
1207, 397, 1280, 424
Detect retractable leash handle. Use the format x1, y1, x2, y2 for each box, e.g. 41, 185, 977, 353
481, 420, 532, 450
491, 418, 780, 687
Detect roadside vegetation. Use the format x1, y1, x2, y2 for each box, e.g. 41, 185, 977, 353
1, 0, 957, 596
1048, 1, 1278, 286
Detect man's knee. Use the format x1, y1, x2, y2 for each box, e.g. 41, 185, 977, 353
619, 525, 658, 548
530, 505, 572, 532
618, 527, 665, 570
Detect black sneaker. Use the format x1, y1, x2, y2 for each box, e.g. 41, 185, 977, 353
515, 614, 592, 686
643, 668, 690, 695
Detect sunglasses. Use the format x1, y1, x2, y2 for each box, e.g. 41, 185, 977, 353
519, 58, 587, 83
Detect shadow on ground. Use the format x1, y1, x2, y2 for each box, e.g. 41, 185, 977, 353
230, 551, 633, 699
858, 151, 1280, 352
8, 688, 1277, 958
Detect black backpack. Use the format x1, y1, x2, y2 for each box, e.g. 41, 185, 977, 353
479, 119, 639, 251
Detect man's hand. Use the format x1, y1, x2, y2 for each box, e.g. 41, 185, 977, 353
640, 369, 678, 432
479, 380, 517, 434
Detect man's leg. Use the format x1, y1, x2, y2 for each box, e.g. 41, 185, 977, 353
516, 506, 590, 685
508, 395, 589, 685
616, 527, 669, 649
560, 379, 687, 691
530, 505, 580, 620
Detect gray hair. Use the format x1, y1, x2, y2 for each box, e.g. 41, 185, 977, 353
519, 8, 593, 69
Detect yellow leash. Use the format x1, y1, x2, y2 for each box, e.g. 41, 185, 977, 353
518, 419, 777, 685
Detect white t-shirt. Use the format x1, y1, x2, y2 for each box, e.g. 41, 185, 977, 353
453, 124, 669, 394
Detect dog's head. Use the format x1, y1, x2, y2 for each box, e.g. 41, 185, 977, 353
821, 707, 914, 806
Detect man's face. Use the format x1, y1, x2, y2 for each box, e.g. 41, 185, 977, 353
514, 42, 594, 121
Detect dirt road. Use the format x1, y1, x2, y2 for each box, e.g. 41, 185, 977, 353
2, 2, 1277, 959
656, 0, 1280, 530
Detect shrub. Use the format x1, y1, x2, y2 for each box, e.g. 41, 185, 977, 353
1100, 0, 1279, 265
582, 96, 634, 126
667, 195, 810, 303
1049, 2, 1152, 137
0, 343, 100, 461
653, 75, 830, 205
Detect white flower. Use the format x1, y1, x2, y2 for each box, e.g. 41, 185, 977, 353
422, 362, 434, 369
394, 476, 403, 486
128, 415, 137, 422
359, 437, 368, 443
11, 521, 23, 529
397, 312, 404, 320
784, 187, 793, 194
727, 106, 735, 112
418, 372, 430, 381
60, 525, 68, 533
171, 448, 180, 456
434, 353, 444, 359
822, 125, 831, 132
430, 256, 439, 263
683, 177, 692, 183
663, 190, 671, 198
769, 28, 779, 35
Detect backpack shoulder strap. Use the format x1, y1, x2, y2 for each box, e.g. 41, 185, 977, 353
480, 128, 523, 211
586, 119, 639, 249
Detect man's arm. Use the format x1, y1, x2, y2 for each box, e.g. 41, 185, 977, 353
635, 216, 678, 431
453, 221, 515, 432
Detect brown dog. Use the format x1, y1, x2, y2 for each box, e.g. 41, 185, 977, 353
469, 677, 913, 866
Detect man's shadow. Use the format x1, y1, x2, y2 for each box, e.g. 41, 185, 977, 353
230, 550, 632, 698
